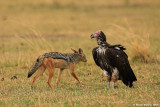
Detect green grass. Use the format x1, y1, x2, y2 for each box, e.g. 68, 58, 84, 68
0, 0, 160, 106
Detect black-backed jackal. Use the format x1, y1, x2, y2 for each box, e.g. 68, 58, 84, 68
28, 48, 87, 89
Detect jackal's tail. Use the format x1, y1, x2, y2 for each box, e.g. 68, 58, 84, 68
28, 56, 44, 78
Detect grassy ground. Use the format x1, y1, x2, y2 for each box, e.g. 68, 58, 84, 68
0, 0, 160, 106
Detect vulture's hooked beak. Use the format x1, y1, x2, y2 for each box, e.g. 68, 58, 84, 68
90, 34, 95, 39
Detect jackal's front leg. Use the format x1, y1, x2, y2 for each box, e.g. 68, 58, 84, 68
70, 63, 82, 86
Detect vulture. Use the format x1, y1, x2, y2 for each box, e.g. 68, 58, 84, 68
90, 30, 137, 88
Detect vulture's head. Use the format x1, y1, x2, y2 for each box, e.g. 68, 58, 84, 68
90, 30, 106, 42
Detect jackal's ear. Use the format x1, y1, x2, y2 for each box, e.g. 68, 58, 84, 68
79, 48, 83, 54
71, 48, 78, 53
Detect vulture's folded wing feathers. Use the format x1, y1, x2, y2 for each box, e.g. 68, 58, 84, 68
105, 48, 137, 87
92, 47, 100, 67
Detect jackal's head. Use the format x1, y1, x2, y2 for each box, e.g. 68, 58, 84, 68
71, 48, 87, 62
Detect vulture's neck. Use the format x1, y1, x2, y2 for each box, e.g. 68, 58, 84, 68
97, 38, 110, 47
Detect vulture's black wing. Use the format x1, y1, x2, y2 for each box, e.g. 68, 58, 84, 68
105, 46, 137, 87
109, 44, 126, 50
92, 47, 100, 67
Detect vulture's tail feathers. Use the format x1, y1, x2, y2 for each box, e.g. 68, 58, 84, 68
121, 63, 137, 88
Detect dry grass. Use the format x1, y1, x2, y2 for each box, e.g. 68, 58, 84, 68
131, 36, 150, 62
106, 24, 152, 62
0, 0, 160, 106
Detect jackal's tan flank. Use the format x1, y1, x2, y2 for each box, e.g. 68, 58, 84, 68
28, 48, 87, 89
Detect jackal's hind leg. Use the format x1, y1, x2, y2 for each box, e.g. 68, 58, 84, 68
56, 69, 63, 87
45, 58, 55, 89
47, 68, 54, 89
31, 66, 46, 88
